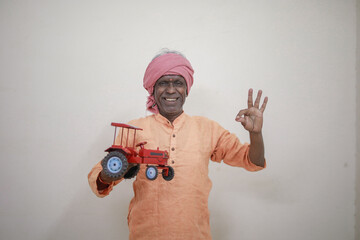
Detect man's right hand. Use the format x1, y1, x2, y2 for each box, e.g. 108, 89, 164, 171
96, 171, 114, 190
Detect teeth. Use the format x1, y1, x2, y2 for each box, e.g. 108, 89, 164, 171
165, 98, 176, 101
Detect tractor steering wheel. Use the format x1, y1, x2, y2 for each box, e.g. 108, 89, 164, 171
136, 141, 148, 148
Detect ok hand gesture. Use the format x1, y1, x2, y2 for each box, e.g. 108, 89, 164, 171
235, 89, 268, 133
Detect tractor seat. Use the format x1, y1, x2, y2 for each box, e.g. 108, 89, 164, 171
136, 141, 147, 149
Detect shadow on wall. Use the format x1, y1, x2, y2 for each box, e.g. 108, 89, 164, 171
46, 186, 131, 240
44, 132, 133, 240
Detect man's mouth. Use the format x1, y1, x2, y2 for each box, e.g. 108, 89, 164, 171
163, 97, 179, 102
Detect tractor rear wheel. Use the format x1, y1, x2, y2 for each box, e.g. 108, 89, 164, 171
162, 166, 174, 181
101, 151, 128, 180
124, 164, 140, 179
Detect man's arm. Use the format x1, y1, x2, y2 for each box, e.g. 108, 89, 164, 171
249, 132, 265, 167
235, 89, 268, 167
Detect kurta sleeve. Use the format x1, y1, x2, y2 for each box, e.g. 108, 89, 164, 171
210, 122, 266, 172
88, 161, 123, 197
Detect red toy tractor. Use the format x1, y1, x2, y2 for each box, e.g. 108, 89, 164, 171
101, 123, 174, 181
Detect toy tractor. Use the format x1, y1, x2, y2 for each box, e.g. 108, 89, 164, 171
101, 123, 174, 181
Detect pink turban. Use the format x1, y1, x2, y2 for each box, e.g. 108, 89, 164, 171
143, 53, 194, 113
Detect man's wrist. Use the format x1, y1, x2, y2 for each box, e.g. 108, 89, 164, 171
97, 172, 113, 191
249, 131, 262, 136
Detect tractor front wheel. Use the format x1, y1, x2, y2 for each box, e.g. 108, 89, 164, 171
162, 166, 174, 181
145, 166, 158, 181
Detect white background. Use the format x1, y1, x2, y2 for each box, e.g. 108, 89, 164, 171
0, 1, 358, 240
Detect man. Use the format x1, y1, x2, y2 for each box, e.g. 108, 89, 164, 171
88, 50, 268, 239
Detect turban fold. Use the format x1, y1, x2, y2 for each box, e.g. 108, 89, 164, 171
143, 53, 194, 113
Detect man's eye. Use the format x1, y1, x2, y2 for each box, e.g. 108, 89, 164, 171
174, 81, 184, 87
158, 82, 168, 86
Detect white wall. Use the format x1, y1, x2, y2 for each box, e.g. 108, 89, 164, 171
0, 1, 357, 240
356, 0, 360, 239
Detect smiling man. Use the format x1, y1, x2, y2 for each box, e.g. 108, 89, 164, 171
88, 50, 268, 240
153, 75, 187, 122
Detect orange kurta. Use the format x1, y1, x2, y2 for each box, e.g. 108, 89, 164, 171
88, 113, 265, 240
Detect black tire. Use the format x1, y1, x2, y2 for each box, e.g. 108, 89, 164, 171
162, 166, 174, 181
101, 151, 128, 180
124, 164, 140, 179
145, 166, 158, 181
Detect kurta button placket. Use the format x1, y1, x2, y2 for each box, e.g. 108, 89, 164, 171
170, 128, 177, 165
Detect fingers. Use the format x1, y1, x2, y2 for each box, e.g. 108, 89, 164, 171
247, 88, 253, 108
247, 88, 267, 111
254, 90, 262, 108
237, 89, 268, 131
260, 96, 268, 113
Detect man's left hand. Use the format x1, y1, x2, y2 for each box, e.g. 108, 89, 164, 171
235, 89, 268, 133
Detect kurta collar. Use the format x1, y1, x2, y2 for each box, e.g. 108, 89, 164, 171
154, 112, 187, 129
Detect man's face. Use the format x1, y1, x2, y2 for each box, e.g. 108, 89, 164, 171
154, 75, 187, 121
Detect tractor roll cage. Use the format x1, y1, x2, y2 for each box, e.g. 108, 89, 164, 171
111, 122, 143, 148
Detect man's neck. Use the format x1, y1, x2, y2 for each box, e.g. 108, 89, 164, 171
160, 111, 184, 123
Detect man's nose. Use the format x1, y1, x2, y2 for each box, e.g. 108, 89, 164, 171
165, 83, 176, 93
